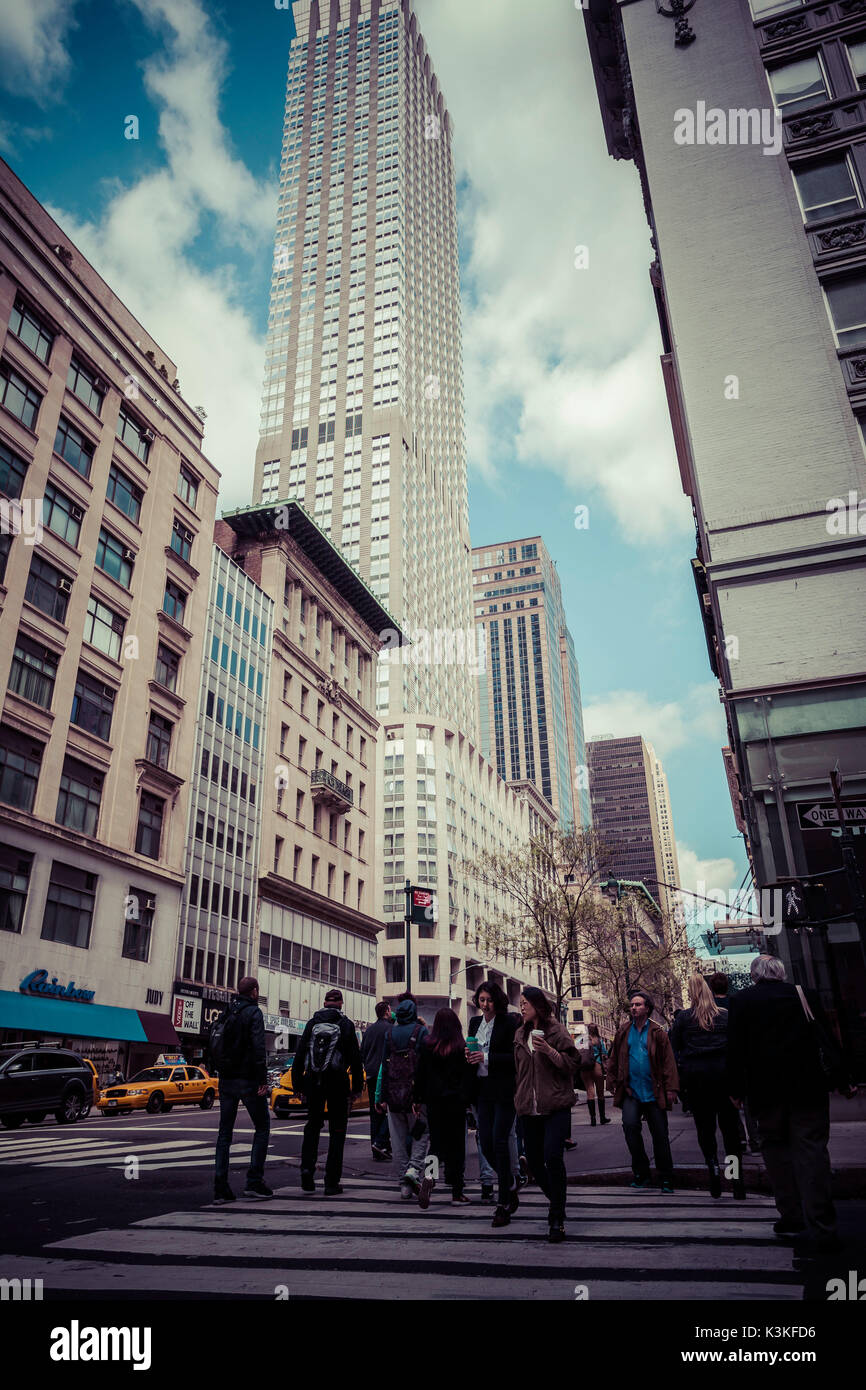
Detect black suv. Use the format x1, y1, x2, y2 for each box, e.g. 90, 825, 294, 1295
0, 1044, 94, 1128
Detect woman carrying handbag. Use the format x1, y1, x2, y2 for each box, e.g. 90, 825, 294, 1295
579, 1023, 611, 1126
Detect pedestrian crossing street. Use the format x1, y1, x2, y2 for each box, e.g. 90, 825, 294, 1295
0, 1178, 809, 1300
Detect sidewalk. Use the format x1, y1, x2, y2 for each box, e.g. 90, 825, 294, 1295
565, 1092, 866, 1196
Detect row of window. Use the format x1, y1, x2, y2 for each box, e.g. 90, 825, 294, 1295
203, 689, 262, 748
0, 724, 165, 858
258, 929, 375, 994
0, 846, 155, 958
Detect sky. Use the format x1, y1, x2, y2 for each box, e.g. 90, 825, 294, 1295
0, 0, 750, 934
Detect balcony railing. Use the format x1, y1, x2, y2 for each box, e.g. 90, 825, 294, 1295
309, 767, 353, 812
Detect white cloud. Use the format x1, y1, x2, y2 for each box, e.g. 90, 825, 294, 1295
582, 683, 726, 760
43, 0, 276, 507
416, 0, 691, 543
0, 0, 78, 99
677, 844, 740, 902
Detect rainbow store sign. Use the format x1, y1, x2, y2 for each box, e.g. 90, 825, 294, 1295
19, 969, 95, 1003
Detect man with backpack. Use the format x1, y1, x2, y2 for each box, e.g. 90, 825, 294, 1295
292, 988, 363, 1195
211, 976, 273, 1203
374, 992, 430, 1200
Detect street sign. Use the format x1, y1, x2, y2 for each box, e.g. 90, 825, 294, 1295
408, 886, 437, 924
799, 802, 866, 829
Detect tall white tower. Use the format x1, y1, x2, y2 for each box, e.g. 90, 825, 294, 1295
255, 0, 477, 737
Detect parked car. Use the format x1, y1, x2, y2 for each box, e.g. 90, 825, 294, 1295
270, 1064, 368, 1117
0, 1043, 95, 1127
97, 1064, 218, 1115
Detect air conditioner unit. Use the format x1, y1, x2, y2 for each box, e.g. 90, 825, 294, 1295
103, 685, 114, 699
59, 577, 72, 593
71, 506, 84, 522
122, 548, 136, 562
142, 427, 155, 442
94, 377, 107, 392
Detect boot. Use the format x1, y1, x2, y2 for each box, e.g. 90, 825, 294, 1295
707, 1162, 722, 1199
731, 1176, 746, 1200
597, 1093, 611, 1124
587, 1099, 597, 1126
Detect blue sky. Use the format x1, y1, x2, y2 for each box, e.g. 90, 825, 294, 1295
0, 0, 749, 923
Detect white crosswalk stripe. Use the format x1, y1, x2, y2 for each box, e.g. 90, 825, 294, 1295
0, 1131, 220, 1170
0, 1179, 811, 1300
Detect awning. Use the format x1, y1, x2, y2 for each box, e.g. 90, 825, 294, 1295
0, 991, 147, 1042
136, 1011, 181, 1047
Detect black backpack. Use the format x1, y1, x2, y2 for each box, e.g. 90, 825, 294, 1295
305, 1020, 344, 1078
208, 1007, 246, 1076
383, 1023, 422, 1112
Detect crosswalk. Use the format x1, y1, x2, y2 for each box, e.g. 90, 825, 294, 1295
0, 1126, 222, 1172
0, 1178, 811, 1299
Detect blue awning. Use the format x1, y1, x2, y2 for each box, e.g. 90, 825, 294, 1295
0, 991, 147, 1042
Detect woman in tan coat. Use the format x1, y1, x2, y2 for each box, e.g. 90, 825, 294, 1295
514, 986, 580, 1243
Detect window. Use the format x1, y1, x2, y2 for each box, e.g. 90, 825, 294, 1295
0, 534, 10, 586
56, 755, 103, 836
67, 358, 104, 414
750, 0, 804, 16
163, 577, 187, 623
71, 671, 116, 741
8, 634, 58, 708
84, 594, 125, 660
0, 360, 41, 429
418, 956, 437, 983
116, 406, 151, 462
177, 462, 199, 508
311, 854, 319, 890
0, 440, 28, 499
106, 463, 143, 523
170, 517, 193, 562
274, 836, 284, 873
155, 642, 180, 691
122, 887, 154, 961
96, 527, 134, 588
0, 844, 33, 934
848, 39, 866, 91
135, 792, 165, 858
9, 298, 53, 362
293, 845, 302, 880
769, 56, 829, 115
54, 415, 94, 477
826, 273, 866, 349
794, 154, 861, 221
384, 956, 405, 983
41, 861, 97, 949
42, 482, 83, 546
0, 726, 42, 811
25, 553, 71, 623
145, 712, 173, 769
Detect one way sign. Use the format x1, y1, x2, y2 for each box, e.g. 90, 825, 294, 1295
798, 803, 866, 829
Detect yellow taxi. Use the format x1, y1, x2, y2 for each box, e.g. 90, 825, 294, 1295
81, 1058, 100, 1117
271, 1065, 368, 1118
97, 1064, 219, 1116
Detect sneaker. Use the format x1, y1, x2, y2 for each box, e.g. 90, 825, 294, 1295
564, 1139, 577, 1151
548, 1224, 566, 1244
213, 1184, 235, 1205
399, 1183, 414, 1201
404, 1173, 421, 1194
417, 1176, 434, 1210
660, 1180, 674, 1194
300, 1171, 316, 1194
480, 1184, 495, 1205
243, 1179, 274, 1199
324, 1184, 344, 1196
518, 1155, 528, 1179
600, 1117, 612, 1125
491, 1205, 511, 1228
629, 1177, 652, 1190
773, 1217, 806, 1236
451, 1193, 471, 1204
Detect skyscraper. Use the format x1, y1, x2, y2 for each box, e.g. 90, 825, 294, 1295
587, 735, 680, 920
255, 0, 475, 736
471, 536, 592, 831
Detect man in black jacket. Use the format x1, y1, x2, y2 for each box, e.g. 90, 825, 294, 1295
213, 976, 272, 1203
727, 955, 856, 1252
292, 989, 363, 1195
361, 1001, 393, 1159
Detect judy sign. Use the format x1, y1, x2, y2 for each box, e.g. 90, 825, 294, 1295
20, 969, 95, 1003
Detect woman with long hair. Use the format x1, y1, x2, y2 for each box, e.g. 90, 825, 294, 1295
466, 979, 521, 1228
514, 986, 581, 1243
579, 1023, 611, 1126
670, 974, 745, 1200
413, 1007, 472, 1207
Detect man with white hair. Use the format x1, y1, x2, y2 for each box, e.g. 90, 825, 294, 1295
727, 955, 857, 1254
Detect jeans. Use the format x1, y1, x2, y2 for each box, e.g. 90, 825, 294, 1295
476, 1093, 517, 1207
301, 1084, 350, 1188
428, 1096, 466, 1196
753, 1094, 836, 1239
680, 1064, 743, 1168
215, 1077, 270, 1187
388, 1106, 430, 1187
473, 1106, 519, 1187
621, 1094, 674, 1182
368, 1079, 390, 1149
521, 1107, 571, 1224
